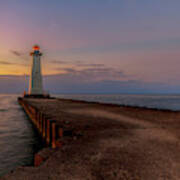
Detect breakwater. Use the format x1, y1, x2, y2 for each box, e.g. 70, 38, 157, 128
2, 97, 180, 180
18, 97, 63, 166
18, 97, 63, 149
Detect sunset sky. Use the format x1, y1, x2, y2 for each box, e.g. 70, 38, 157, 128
0, 1, 180, 93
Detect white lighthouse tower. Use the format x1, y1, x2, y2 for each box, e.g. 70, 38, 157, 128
28, 45, 44, 97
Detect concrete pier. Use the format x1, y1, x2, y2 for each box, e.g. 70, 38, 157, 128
18, 97, 62, 149
2, 97, 180, 180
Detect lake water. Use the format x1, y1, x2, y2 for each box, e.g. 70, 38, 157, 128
0, 94, 42, 176
56, 94, 180, 111
1, 93, 180, 176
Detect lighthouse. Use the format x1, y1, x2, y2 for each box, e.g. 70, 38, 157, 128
29, 45, 43, 96
22, 45, 46, 98
24, 45, 49, 98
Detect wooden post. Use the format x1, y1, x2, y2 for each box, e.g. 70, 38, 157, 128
38, 112, 41, 130
51, 122, 56, 148
58, 128, 63, 138
35, 112, 38, 128
18, 99, 65, 149
46, 119, 51, 145
55, 127, 63, 148
33, 108, 37, 125
39, 112, 42, 133
41, 113, 44, 133
42, 116, 46, 139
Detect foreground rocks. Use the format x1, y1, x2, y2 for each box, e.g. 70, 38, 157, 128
2, 98, 180, 180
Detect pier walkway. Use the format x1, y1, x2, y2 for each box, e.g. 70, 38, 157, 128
2, 98, 180, 180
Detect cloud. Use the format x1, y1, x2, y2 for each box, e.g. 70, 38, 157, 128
60, 68, 77, 73
10, 50, 23, 57
0, 61, 14, 65
43, 75, 177, 94
50, 59, 105, 68
0, 75, 28, 93
51, 60, 69, 64
50, 60, 126, 81
55, 66, 128, 82
10, 50, 28, 62
74, 62, 105, 68
0, 60, 27, 66
0, 74, 177, 94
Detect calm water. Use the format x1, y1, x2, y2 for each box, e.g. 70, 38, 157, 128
1, 94, 180, 176
0, 95, 42, 176
56, 94, 180, 111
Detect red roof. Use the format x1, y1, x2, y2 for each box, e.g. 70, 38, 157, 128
33, 45, 40, 51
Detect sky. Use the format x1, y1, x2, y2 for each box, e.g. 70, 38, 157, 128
0, 0, 180, 93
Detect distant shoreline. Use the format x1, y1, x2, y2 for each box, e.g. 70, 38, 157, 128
56, 97, 180, 112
